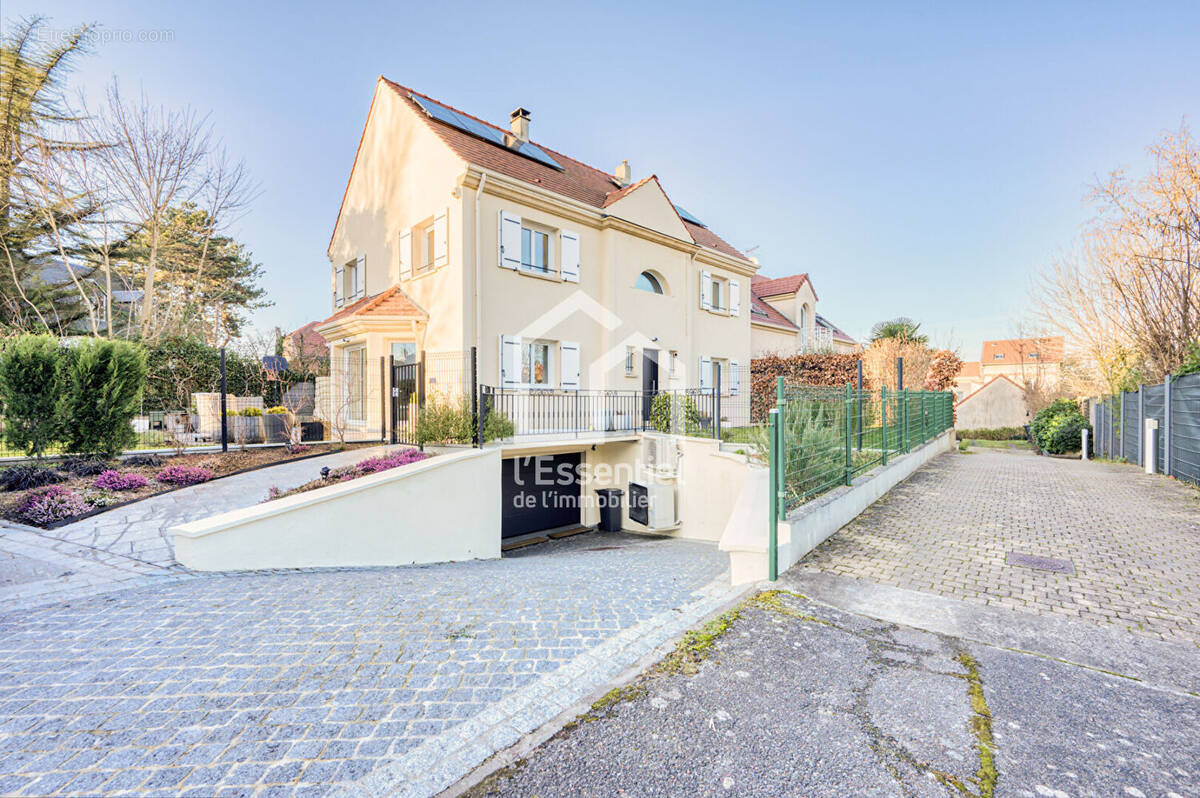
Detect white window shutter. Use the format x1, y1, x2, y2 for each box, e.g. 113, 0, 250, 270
700, 270, 712, 310
334, 266, 344, 307
355, 255, 365, 299
500, 335, 521, 387
560, 342, 581, 389
699, 356, 712, 390
398, 230, 412, 279
434, 209, 448, 267
560, 230, 580, 283
499, 211, 521, 270
730, 360, 740, 395
729, 280, 740, 317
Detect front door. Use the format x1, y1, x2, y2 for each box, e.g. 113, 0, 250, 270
642, 349, 659, 423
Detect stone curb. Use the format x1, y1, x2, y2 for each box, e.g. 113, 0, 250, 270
340, 574, 754, 798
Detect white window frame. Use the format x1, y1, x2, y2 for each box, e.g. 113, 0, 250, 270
522, 339, 555, 388
625, 346, 637, 377
418, 223, 436, 273
520, 224, 553, 275
342, 259, 360, 304
668, 350, 679, 378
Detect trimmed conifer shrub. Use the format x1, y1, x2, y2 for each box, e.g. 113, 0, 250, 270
0, 334, 63, 457
56, 339, 148, 457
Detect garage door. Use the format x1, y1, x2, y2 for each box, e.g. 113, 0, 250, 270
501, 453, 582, 539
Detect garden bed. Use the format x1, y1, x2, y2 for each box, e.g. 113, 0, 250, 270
0, 443, 375, 529
262, 448, 431, 503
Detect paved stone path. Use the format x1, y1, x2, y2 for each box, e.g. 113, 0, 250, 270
0, 532, 735, 797
801, 449, 1200, 645
9, 445, 392, 568
0, 521, 188, 615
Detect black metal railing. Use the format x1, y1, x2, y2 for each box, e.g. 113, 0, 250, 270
476, 386, 757, 442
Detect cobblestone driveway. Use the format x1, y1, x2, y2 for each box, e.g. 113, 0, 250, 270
801, 449, 1200, 644
0, 533, 732, 797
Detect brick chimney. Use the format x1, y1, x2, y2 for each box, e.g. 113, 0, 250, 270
509, 108, 530, 142
615, 159, 631, 187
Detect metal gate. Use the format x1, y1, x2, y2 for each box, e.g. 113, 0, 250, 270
391, 359, 423, 444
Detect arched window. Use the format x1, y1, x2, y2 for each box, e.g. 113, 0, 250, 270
635, 271, 664, 294
800, 304, 809, 349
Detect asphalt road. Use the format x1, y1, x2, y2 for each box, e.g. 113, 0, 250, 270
462, 588, 1199, 798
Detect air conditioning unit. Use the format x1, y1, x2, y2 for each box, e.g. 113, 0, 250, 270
628, 480, 677, 530
641, 434, 679, 476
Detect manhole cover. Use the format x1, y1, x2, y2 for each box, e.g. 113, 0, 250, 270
1005, 551, 1075, 575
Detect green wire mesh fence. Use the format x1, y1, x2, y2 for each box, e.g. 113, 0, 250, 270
774, 382, 954, 515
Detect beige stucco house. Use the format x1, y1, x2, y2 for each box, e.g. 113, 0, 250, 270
749, 273, 857, 357
954, 374, 1031, 430
954, 337, 1064, 399
315, 77, 762, 542
317, 78, 756, 438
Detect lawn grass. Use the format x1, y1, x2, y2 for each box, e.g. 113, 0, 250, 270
964, 438, 1035, 451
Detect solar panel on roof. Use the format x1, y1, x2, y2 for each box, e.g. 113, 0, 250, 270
673, 204, 706, 227
410, 93, 563, 171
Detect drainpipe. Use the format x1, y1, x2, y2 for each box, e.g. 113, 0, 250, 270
474, 172, 488, 358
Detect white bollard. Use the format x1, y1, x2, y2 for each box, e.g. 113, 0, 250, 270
1144, 419, 1158, 474
1081, 428, 1089, 460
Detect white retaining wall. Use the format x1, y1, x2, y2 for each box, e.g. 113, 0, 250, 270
719, 429, 955, 584
172, 447, 501, 571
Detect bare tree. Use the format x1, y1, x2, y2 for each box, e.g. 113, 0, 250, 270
81, 80, 211, 340
1034, 123, 1200, 390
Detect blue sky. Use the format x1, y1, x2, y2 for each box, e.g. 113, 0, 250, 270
7, 1, 1198, 358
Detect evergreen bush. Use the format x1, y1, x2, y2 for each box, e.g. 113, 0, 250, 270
0, 334, 63, 456
1031, 399, 1090, 454
56, 339, 147, 457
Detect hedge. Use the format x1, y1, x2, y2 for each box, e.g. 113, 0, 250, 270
750, 353, 861, 422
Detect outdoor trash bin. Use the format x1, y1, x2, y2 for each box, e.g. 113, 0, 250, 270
596, 488, 624, 532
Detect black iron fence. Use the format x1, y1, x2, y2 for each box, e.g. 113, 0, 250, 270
1091, 372, 1200, 486
0, 353, 322, 460
476, 385, 755, 442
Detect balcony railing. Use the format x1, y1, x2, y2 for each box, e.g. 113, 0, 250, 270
477, 386, 753, 441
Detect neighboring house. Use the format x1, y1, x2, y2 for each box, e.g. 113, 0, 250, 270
749, 272, 857, 356
36, 259, 142, 336
282, 321, 330, 374
955, 374, 1030, 430
955, 336, 1064, 399
316, 78, 759, 540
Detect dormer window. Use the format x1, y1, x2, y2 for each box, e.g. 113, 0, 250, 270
994, 353, 1005, 360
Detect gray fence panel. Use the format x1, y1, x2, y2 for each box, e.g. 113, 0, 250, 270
1102, 398, 1117, 458
1142, 384, 1166, 473
1170, 373, 1200, 487
1122, 391, 1140, 462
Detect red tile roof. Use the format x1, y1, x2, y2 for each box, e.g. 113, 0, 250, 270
319, 285, 426, 326
602, 175, 657, 207
749, 293, 800, 331
981, 337, 1064, 363
381, 79, 750, 264
751, 273, 817, 300
285, 321, 329, 358
957, 360, 982, 379
955, 374, 1024, 407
